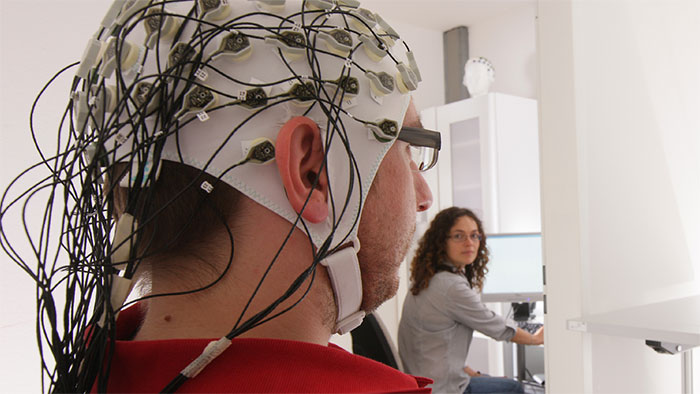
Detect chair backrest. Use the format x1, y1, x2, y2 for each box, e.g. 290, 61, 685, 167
350, 312, 404, 371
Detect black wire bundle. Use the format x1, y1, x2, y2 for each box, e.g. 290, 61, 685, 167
0, 1, 412, 392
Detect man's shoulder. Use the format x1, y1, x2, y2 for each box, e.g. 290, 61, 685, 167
228, 339, 432, 392
108, 336, 431, 393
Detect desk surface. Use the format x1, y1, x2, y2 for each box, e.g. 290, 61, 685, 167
481, 292, 544, 303
567, 295, 700, 346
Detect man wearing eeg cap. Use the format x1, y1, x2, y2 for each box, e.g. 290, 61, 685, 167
1, 0, 442, 392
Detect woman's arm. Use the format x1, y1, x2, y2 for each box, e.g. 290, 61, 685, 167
510, 326, 544, 345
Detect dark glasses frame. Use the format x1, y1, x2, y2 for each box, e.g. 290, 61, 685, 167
397, 126, 441, 171
398, 126, 442, 150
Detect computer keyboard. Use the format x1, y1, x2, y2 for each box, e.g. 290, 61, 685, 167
516, 321, 543, 334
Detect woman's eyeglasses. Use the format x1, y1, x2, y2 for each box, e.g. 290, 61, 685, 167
397, 126, 441, 172
447, 232, 483, 243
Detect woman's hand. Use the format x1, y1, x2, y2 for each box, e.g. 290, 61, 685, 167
511, 326, 544, 345
532, 326, 544, 345
463, 365, 481, 377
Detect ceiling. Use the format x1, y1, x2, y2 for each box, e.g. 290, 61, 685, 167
361, 0, 536, 32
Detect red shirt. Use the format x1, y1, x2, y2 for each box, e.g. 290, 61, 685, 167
100, 305, 432, 393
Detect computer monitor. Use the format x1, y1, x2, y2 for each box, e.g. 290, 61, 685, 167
481, 233, 544, 303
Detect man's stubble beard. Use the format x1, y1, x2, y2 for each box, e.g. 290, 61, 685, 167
358, 220, 416, 313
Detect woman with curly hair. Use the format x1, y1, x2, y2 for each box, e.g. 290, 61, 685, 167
398, 207, 543, 394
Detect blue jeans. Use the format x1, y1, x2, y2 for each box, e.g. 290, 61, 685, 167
464, 376, 524, 393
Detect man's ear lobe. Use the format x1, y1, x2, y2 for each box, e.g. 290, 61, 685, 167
276, 116, 329, 223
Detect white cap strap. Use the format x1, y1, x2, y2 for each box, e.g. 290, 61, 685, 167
320, 239, 365, 334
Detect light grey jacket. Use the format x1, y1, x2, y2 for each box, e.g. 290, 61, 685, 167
398, 271, 516, 394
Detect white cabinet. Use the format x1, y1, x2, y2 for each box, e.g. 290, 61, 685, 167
421, 93, 541, 234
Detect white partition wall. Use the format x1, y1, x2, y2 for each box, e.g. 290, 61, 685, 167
538, 1, 700, 392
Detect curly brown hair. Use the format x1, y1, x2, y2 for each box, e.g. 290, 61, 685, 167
409, 207, 490, 295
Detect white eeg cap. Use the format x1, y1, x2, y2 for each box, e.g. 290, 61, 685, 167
85, 0, 419, 333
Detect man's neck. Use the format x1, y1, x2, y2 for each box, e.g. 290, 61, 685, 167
132, 202, 337, 345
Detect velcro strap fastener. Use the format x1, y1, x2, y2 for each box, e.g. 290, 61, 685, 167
320, 240, 365, 334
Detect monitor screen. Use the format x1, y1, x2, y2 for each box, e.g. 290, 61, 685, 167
481, 233, 544, 302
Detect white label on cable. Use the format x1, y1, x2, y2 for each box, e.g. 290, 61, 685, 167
201, 181, 214, 193
194, 68, 208, 81
197, 111, 210, 122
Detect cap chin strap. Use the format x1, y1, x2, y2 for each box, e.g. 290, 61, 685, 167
320, 238, 365, 335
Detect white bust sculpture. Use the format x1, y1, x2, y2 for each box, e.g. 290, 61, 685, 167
463, 57, 495, 97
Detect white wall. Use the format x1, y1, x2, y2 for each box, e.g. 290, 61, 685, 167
391, 21, 445, 110
1, 2, 115, 392
539, 1, 700, 392
468, 3, 538, 99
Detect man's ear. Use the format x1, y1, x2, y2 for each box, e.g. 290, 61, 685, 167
276, 116, 329, 223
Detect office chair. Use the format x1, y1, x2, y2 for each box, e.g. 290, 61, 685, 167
350, 312, 404, 371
